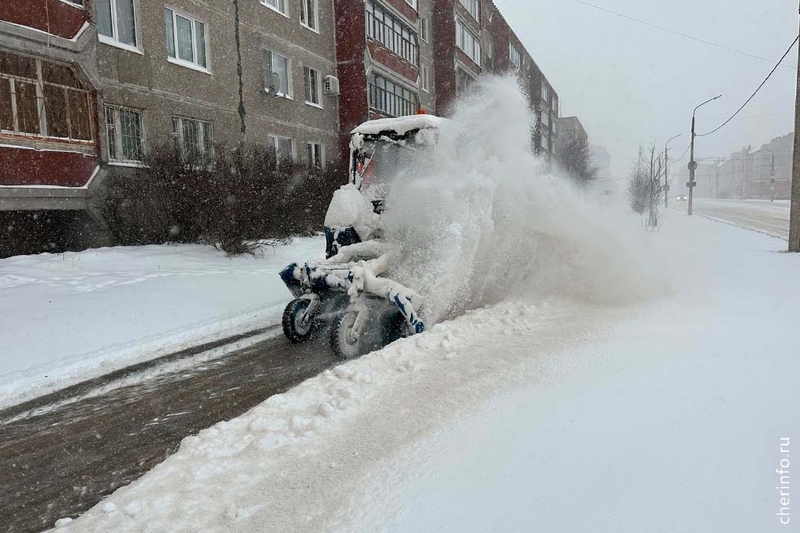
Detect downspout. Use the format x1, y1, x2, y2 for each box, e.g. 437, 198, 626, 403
233, 0, 246, 144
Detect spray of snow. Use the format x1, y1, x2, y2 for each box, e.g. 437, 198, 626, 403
382, 76, 663, 323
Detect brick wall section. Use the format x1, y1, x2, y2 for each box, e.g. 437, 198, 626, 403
0, 148, 97, 187
0, 0, 88, 40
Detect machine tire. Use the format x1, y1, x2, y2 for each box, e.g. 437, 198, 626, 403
282, 299, 314, 343
331, 310, 370, 360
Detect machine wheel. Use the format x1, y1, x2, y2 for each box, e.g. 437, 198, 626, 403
331, 310, 370, 360
282, 299, 314, 343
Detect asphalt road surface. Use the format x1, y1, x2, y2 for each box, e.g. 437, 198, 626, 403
690, 199, 790, 239
0, 329, 339, 533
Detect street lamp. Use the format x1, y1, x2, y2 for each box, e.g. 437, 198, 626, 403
763, 147, 776, 201
688, 95, 722, 215
664, 134, 681, 208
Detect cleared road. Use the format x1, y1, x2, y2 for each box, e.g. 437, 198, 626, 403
0, 330, 339, 533
690, 199, 790, 239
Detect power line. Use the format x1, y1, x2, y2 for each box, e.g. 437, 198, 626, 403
587, 112, 794, 129
571, 0, 797, 69
697, 34, 800, 137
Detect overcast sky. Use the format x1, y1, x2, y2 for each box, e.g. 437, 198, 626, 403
493, 0, 798, 177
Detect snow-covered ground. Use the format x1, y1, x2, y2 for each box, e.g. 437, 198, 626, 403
50, 206, 800, 532
0, 237, 324, 408
692, 198, 790, 239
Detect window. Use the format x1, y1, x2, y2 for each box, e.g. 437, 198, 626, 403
172, 116, 213, 160
300, 0, 318, 31
541, 83, 550, 104
261, 0, 287, 16
405, 0, 418, 9
0, 52, 93, 141
269, 135, 295, 162
366, 1, 419, 66
304, 67, 321, 106
105, 105, 144, 163
540, 133, 549, 152
307, 142, 325, 169
456, 67, 476, 96
456, 18, 481, 65
459, 0, 479, 20
541, 110, 550, 128
266, 51, 292, 98
420, 17, 429, 42
164, 9, 208, 70
509, 43, 521, 69
97, 0, 138, 49
368, 73, 418, 117
552, 94, 558, 112
64, 0, 84, 6
420, 64, 430, 92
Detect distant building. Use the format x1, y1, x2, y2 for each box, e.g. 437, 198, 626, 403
556, 116, 588, 145
710, 133, 792, 199
591, 146, 611, 181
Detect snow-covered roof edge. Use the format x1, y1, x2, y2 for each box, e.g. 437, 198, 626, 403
351, 115, 449, 136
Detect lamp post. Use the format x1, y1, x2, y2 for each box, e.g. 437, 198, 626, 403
688, 95, 722, 215
664, 134, 681, 208
764, 147, 776, 201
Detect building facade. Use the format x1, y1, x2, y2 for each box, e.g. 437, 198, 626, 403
95, 0, 340, 170
334, 0, 431, 159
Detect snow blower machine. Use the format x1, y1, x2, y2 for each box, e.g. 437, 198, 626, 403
280, 114, 446, 359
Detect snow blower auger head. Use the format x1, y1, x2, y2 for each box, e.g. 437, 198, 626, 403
279, 115, 445, 359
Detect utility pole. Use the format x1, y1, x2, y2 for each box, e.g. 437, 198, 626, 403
688, 95, 722, 216
665, 134, 681, 209
790, 0, 800, 251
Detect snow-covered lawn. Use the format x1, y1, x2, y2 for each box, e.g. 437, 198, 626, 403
0, 237, 324, 408
51, 209, 800, 532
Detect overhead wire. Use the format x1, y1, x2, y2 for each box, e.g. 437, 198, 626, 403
697, 34, 800, 137
571, 0, 797, 69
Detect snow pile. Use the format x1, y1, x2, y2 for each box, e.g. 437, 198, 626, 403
0, 237, 323, 408
382, 76, 664, 323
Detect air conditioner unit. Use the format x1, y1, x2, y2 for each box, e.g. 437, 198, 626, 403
324, 75, 340, 96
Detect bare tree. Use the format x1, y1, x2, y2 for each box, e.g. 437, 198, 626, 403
556, 132, 599, 185
627, 144, 664, 229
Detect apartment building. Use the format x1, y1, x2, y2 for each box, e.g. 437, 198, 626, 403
432, 0, 560, 156
95, 0, 340, 170
0, 0, 101, 213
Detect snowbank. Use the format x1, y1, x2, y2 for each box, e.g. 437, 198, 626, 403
0, 237, 324, 408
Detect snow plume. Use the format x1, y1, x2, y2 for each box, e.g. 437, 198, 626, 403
382, 76, 663, 324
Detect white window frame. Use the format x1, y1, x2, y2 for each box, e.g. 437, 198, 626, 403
459, 0, 479, 21
420, 17, 429, 42
405, 0, 418, 10
304, 66, 322, 108
171, 115, 213, 159
455, 18, 481, 66
63, 0, 85, 7
260, 0, 288, 17
307, 142, 325, 169
269, 134, 295, 162
300, 0, 319, 32
164, 8, 211, 73
509, 43, 521, 69
420, 64, 430, 93
97, 0, 141, 54
541, 83, 550, 104
266, 50, 293, 99
104, 104, 145, 165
